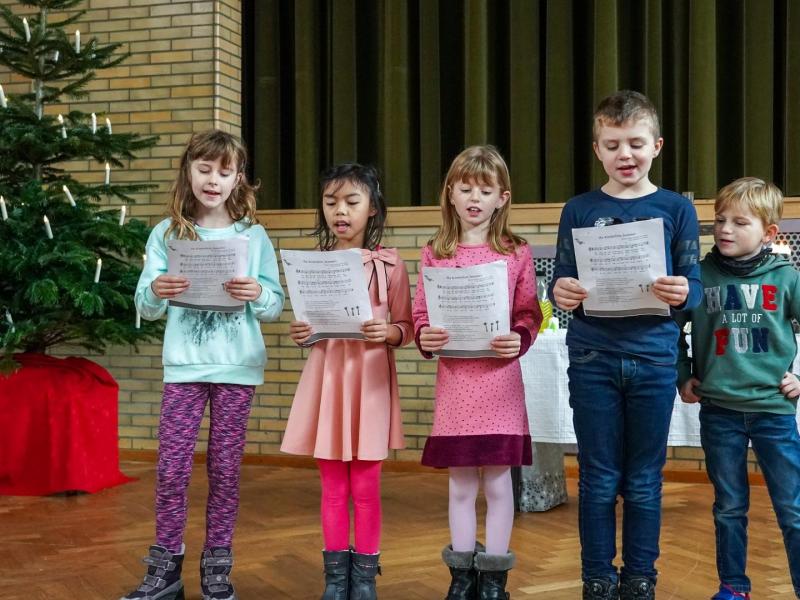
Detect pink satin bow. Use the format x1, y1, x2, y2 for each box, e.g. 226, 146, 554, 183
362, 247, 397, 304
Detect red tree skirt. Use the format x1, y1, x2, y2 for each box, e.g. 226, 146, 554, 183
0, 354, 133, 495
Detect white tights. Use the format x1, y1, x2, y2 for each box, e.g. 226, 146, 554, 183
448, 465, 514, 555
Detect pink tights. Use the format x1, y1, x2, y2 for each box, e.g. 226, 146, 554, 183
449, 466, 515, 555
316, 459, 382, 554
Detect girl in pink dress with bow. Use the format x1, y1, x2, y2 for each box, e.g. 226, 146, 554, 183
281, 163, 412, 600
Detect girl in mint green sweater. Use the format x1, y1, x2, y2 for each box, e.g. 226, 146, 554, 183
125, 130, 284, 600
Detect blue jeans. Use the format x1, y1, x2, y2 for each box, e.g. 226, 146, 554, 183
567, 348, 676, 583
700, 403, 800, 596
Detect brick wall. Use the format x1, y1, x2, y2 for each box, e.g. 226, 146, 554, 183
256, 207, 562, 461
0, 0, 241, 221
88, 207, 564, 460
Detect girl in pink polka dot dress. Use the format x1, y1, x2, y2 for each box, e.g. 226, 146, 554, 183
412, 146, 542, 600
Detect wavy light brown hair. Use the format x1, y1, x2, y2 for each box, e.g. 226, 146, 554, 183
430, 145, 525, 258
165, 130, 259, 240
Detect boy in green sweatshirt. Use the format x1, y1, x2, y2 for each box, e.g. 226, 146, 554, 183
678, 177, 800, 600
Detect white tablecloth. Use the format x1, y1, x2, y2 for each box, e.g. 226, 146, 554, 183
521, 329, 703, 446
522, 331, 800, 447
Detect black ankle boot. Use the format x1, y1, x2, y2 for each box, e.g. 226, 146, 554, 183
619, 576, 655, 600
441, 545, 478, 600
350, 551, 381, 600
321, 549, 350, 600
120, 545, 185, 600
474, 551, 515, 600
583, 578, 619, 600
200, 547, 237, 600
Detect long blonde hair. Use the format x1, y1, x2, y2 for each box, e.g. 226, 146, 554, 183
430, 145, 524, 258
165, 130, 259, 240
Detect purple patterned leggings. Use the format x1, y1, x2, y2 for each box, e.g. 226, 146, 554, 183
155, 382, 254, 553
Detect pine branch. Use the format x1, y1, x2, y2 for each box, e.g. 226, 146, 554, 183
0, 0, 162, 362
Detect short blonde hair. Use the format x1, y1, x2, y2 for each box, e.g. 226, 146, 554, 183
430, 145, 525, 258
715, 177, 783, 227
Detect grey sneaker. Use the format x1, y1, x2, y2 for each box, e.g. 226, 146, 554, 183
120, 545, 185, 600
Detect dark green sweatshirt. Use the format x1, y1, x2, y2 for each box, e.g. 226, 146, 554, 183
677, 252, 800, 414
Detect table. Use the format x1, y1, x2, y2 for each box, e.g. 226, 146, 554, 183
522, 330, 703, 447
516, 329, 702, 511
515, 330, 570, 511
516, 330, 800, 511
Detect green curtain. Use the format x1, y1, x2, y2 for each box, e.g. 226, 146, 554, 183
245, 0, 800, 208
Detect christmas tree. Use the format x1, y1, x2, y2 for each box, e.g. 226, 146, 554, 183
0, 0, 162, 373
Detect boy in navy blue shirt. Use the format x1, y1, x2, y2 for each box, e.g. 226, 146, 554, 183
551, 90, 703, 599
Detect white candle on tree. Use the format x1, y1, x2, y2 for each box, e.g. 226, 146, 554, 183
0, 84, 6, 109
104, 162, 110, 185
23, 18, 30, 42
105, 117, 112, 134
135, 310, 141, 329
62, 185, 76, 207
74, 29, 80, 53
94, 258, 102, 283
0, 196, 7, 221
57, 114, 66, 138
53, 49, 59, 63
43, 215, 53, 239
91, 112, 97, 133
118, 205, 126, 226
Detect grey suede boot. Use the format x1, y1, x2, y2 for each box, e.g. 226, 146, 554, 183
321, 549, 350, 600
474, 551, 515, 600
120, 545, 185, 600
442, 545, 478, 600
349, 551, 381, 600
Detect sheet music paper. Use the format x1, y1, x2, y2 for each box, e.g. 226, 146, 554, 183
167, 238, 248, 312
281, 248, 374, 343
573, 218, 669, 317
423, 260, 510, 357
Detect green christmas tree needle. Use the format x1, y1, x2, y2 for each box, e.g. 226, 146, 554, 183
0, 0, 163, 373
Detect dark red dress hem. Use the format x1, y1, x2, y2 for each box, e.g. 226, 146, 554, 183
421, 434, 532, 468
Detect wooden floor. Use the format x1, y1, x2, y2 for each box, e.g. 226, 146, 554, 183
1, 461, 796, 599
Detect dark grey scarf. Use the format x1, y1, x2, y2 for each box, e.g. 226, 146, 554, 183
708, 245, 773, 276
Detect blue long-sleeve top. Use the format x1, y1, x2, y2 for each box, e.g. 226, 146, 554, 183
548, 188, 702, 364
135, 218, 285, 385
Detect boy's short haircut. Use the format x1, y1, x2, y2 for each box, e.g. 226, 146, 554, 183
593, 90, 661, 141
715, 177, 784, 227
